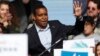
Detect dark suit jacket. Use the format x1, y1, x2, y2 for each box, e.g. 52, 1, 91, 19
25, 20, 74, 56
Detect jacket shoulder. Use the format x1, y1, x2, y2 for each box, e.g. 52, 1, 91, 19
49, 20, 62, 25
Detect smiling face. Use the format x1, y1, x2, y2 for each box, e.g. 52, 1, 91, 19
33, 7, 48, 29
87, 1, 99, 18
0, 4, 9, 19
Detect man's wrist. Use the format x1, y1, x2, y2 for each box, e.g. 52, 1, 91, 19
76, 16, 83, 21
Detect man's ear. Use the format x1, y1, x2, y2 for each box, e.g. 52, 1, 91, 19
32, 14, 36, 21
98, 9, 100, 14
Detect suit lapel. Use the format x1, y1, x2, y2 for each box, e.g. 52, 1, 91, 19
31, 25, 41, 43
31, 25, 46, 50
31, 22, 59, 53
49, 22, 57, 45
32, 22, 57, 46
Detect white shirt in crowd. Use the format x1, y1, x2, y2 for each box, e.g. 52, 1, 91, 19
74, 33, 100, 44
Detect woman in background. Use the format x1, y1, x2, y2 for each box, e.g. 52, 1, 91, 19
95, 42, 100, 56
0, 1, 20, 33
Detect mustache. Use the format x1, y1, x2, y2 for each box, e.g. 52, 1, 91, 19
88, 11, 93, 13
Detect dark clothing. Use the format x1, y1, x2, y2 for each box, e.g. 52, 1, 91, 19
96, 17, 100, 28
10, 0, 43, 32
23, 0, 43, 18
0, 22, 20, 33
25, 20, 74, 56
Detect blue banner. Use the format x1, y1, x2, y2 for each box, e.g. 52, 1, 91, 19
61, 51, 88, 56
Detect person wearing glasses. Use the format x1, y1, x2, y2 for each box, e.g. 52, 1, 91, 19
74, 0, 100, 34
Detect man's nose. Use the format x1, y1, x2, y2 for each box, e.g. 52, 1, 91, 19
42, 15, 47, 20
89, 9, 93, 11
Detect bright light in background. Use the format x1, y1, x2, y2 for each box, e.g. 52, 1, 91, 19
39, 0, 75, 25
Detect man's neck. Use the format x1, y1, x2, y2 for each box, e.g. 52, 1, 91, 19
35, 24, 47, 29
94, 17, 98, 22
35, 23, 50, 32
92, 14, 99, 21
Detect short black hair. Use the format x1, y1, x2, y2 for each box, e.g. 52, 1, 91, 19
84, 16, 95, 26
32, 4, 47, 15
96, 42, 100, 47
97, 0, 100, 9
90, 0, 100, 9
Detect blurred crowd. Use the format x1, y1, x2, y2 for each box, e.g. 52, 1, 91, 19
0, 0, 100, 56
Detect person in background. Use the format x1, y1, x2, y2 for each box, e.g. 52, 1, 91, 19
22, 0, 43, 18
74, 16, 100, 44
94, 0, 100, 34
74, 0, 100, 34
0, 1, 20, 33
7, 0, 43, 32
95, 42, 100, 56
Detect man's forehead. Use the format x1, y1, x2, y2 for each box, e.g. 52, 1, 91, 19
88, 1, 97, 7
35, 8, 47, 13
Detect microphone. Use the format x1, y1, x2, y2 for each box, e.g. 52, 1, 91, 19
38, 37, 63, 56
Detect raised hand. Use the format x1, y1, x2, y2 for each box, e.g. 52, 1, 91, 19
73, 1, 82, 17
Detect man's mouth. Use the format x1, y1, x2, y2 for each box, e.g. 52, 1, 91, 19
42, 21, 47, 23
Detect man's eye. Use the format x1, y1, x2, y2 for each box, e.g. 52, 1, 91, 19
45, 14, 47, 16
38, 15, 42, 16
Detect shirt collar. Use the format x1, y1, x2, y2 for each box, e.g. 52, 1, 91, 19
94, 17, 98, 22
35, 23, 50, 32
83, 32, 94, 38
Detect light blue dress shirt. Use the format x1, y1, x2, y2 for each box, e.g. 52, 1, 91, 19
35, 24, 52, 52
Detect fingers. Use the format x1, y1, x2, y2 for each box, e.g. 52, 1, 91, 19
73, 0, 82, 17
4, 13, 12, 21
73, 1, 76, 9
7, 13, 12, 21
73, 0, 82, 8
74, 1, 78, 9
80, 2, 82, 8
77, 1, 79, 7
